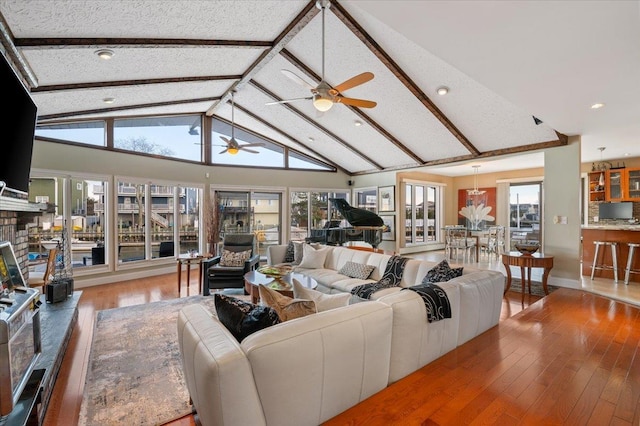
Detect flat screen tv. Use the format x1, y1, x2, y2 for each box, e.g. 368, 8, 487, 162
598, 202, 633, 220
0, 52, 38, 196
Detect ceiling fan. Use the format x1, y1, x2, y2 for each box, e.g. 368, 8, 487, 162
266, 0, 376, 112
217, 91, 265, 155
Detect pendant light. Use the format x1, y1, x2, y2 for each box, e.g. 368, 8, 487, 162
598, 147, 606, 186
467, 165, 486, 195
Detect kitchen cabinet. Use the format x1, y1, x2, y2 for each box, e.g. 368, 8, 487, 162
588, 171, 606, 202
606, 168, 640, 201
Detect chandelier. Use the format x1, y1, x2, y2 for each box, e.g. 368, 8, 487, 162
467, 165, 486, 195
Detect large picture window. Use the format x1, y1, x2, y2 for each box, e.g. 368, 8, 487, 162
404, 181, 442, 246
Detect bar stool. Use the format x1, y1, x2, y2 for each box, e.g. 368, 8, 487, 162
590, 241, 619, 282
624, 243, 640, 285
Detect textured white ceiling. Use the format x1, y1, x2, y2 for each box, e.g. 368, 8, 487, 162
2, 0, 620, 176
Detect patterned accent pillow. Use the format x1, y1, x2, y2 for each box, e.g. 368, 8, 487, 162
258, 284, 317, 321
338, 261, 375, 280
219, 249, 252, 267
292, 278, 351, 311
292, 241, 306, 265
421, 259, 464, 284
377, 255, 411, 287
284, 241, 295, 263
214, 294, 281, 342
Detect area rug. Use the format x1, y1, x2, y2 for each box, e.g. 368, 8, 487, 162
78, 292, 246, 426
506, 279, 559, 297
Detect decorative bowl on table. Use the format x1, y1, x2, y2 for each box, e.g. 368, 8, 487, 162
514, 242, 540, 255
257, 265, 293, 279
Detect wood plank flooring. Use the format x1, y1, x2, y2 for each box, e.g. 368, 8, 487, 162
41, 254, 640, 425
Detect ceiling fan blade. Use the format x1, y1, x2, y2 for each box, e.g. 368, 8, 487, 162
336, 96, 377, 108
332, 72, 374, 94
220, 136, 230, 144
239, 142, 265, 148
218, 148, 228, 154
281, 69, 316, 90
266, 97, 312, 106
241, 148, 260, 154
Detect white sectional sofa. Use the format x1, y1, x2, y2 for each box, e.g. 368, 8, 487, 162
178, 244, 505, 426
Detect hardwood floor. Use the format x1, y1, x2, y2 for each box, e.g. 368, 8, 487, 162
42, 252, 640, 425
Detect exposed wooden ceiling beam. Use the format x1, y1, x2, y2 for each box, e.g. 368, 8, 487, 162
250, 79, 383, 171
279, 49, 425, 165
331, 0, 481, 157
14, 38, 272, 48
32, 75, 242, 92
37, 97, 220, 121
231, 102, 346, 174
205, 0, 319, 116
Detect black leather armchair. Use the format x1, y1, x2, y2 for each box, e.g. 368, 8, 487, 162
202, 233, 260, 296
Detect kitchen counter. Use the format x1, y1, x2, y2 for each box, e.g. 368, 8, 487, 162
582, 227, 640, 282
582, 224, 640, 230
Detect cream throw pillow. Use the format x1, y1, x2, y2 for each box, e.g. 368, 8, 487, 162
258, 284, 317, 321
292, 279, 350, 312
297, 244, 329, 269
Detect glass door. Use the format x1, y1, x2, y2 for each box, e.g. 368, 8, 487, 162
252, 192, 282, 259
508, 182, 542, 251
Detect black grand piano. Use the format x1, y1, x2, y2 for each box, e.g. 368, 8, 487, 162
306, 199, 386, 248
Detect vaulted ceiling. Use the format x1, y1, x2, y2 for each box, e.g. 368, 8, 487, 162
2, 1, 634, 177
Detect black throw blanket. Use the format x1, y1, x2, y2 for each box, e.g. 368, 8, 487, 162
351, 255, 409, 299
403, 283, 452, 323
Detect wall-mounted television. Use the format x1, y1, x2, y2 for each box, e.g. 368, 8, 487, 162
598, 202, 634, 220
0, 52, 38, 196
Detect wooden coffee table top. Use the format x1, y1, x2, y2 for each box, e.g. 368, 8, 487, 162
244, 269, 318, 303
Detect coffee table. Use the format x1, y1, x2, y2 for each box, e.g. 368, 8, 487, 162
244, 270, 318, 304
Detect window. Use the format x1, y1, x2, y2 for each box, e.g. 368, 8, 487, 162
28, 174, 108, 271
403, 181, 442, 246
114, 115, 202, 162
35, 120, 105, 146
509, 182, 542, 250
290, 191, 350, 241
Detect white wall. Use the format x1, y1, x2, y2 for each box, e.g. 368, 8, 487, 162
543, 136, 582, 288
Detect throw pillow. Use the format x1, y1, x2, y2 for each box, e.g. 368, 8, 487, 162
284, 241, 295, 263
377, 255, 411, 287
338, 261, 375, 280
292, 279, 351, 312
214, 294, 281, 342
297, 244, 329, 269
258, 284, 317, 321
292, 241, 305, 265
219, 249, 252, 267
421, 259, 464, 284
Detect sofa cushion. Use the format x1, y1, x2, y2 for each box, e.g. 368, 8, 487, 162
284, 241, 295, 263
258, 284, 317, 321
297, 244, 329, 269
214, 294, 281, 342
292, 278, 351, 311
338, 261, 375, 280
220, 249, 252, 267
421, 259, 463, 284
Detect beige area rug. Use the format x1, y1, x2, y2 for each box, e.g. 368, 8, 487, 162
78, 291, 248, 426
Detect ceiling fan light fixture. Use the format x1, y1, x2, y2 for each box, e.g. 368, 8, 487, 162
313, 96, 333, 112
227, 147, 239, 155
436, 86, 449, 96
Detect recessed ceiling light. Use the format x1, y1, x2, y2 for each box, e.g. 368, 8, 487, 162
436, 86, 449, 96
103, 97, 115, 104
95, 49, 114, 60
624, 153, 631, 157
308, 137, 314, 142
354, 120, 362, 127
591, 103, 605, 109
